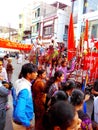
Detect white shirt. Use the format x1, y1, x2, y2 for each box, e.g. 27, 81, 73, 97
14, 77, 32, 96
94, 96, 98, 123
0, 67, 8, 81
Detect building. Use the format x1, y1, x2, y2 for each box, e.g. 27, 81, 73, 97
73, 0, 98, 44
0, 26, 18, 41
31, 1, 71, 47
18, 3, 32, 43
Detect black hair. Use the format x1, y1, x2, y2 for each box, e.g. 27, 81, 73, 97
93, 79, 98, 92
18, 63, 38, 78
61, 59, 66, 65
62, 79, 76, 91
70, 89, 85, 106
46, 70, 64, 93
43, 101, 76, 130
50, 90, 68, 106
37, 69, 46, 77
54, 70, 64, 80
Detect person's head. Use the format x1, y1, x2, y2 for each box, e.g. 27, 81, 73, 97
70, 89, 85, 106
18, 63, 38, 81
62, 79, 76, 96
54, 70, 64, 82
37, 69, 46, 79
48, 90, 68, 107
8, 58, 12, 63
61, 60, 67, 67
43, 101, 81, 130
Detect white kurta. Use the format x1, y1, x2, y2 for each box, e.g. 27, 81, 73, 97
94, 96, 98, 123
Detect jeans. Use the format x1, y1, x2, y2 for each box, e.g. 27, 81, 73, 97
0, 109, 6, 130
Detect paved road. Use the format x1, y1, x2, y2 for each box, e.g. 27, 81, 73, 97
4, 58, 29, 130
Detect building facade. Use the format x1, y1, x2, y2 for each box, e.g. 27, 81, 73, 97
73, 0, 98, 44
31, 1, 71, 47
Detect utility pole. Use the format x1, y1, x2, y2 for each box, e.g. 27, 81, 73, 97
71, 0, 75, 14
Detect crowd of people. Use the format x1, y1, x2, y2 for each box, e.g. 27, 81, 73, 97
0, 43, 98, 130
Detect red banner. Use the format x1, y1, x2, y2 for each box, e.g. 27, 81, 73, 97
83, 52, 98, 79
0, 38, 32, 51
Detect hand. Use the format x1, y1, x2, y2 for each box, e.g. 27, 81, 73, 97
26, 122, 34, 130
0, 76, 4, 81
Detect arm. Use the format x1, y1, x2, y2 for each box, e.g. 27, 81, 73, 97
67, 60, 76, 73
0, 85, 9, 96
91, 89, 98, 96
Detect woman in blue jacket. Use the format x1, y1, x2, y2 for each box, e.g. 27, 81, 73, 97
12, 63, 38, 130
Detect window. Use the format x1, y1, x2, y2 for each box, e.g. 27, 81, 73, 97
43, 25, 53, 36
64, 25, 68, 34
89, 20, 98, 38
91, 25, 98, 38
37, 23, 39, 32
19, 14, 22, 19
83, 0, 98, 14
37, 8, 40, 17
19, 24, 22, 28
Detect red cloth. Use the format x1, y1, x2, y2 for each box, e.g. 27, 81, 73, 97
84, 20, 89, 48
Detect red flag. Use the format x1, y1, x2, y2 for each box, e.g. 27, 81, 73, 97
68, 13, 75, 61
95, 41, 98, 49
84, 20, 89, 49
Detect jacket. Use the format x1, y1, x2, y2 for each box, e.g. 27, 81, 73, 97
0, 83, 9, 110
12, 78, 34, 127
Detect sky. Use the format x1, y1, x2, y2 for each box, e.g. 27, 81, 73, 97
0, 0, 71, 28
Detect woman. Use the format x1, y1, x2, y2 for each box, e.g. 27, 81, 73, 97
32, 69, 47, 130
43, 101, 81, 130
47, 70, 64, 98
61, 79, 76, 102
70, 89, 93, 130
47, 90, 68, 110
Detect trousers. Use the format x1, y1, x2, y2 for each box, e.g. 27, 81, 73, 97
12, 120, 33, 130
0, 109, 6, 130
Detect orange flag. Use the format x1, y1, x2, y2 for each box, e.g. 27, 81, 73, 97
84, 19, 89, 49
68, 13, 75, 61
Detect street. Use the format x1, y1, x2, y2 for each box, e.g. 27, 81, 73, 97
4, 57, 29, 130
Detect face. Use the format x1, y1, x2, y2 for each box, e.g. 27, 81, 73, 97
41, 71, 46, 79
66, 112, 81, 130
58, 73, 64, 82
63, 61, 67, 67
29, 71, 38, 81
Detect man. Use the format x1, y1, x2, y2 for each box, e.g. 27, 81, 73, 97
12, 63, 38, 130
0, 60, 10, 130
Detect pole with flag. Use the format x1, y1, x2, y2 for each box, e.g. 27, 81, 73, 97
67, 13, 76, 61
84, 19, 89, 50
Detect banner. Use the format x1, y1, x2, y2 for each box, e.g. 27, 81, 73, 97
0, 38, 32, 51
83, 52, 98, 79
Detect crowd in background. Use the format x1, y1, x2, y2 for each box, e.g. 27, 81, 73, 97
0, 42, 98, 130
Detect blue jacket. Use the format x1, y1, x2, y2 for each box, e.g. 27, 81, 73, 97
12, 78, 34, 127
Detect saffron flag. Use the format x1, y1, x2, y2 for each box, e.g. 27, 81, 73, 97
67, 13, 75, 61
84, 19, 89, 49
